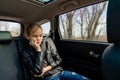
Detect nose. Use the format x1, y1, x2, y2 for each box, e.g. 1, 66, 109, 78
36, 36, 39, 40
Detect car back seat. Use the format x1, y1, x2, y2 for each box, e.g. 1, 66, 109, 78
0, 31, 25, 80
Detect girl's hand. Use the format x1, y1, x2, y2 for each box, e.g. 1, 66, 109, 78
29, 40, 41, 52
40, 66, 52, 77
31, 66, 52, 78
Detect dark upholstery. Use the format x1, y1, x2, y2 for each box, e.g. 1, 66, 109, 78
102, 44, 120, 80
0, 31, 12, 44
107, 0, 120, 43
102, 0, 120, 80
0, 31, 24, 80
0, 31, 12, 41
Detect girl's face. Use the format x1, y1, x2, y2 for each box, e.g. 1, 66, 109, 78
26, 27, 43, 46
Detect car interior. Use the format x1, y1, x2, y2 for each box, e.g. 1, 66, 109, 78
0, 0, 119, 80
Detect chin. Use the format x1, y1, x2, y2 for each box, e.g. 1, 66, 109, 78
37, 43, 41, 45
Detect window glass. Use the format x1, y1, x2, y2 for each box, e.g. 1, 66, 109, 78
41, 21, 50, 35
59, 1, 108, 42
35, 0, 54, 4
0, 21, 21, 37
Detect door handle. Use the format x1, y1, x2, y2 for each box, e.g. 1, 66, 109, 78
89, 51, 100, 58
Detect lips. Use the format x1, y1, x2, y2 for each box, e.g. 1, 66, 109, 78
36, 42, 41, 44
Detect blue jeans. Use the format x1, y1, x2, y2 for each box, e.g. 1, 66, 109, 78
43, 70, 90, 80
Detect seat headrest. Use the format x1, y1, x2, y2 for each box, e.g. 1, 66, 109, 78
0, 31, 12, 41
107, 0, 120, 43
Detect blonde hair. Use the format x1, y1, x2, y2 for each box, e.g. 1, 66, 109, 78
25, 23, 43, 36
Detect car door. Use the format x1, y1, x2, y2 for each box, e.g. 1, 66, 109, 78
54, 1, 109, 80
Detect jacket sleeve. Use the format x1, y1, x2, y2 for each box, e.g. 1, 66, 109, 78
46, 38, 62, 68
21, 50, 42, 75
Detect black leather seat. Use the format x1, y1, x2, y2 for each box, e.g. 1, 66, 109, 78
0, 31, 25, 80
102, 0, 120, 80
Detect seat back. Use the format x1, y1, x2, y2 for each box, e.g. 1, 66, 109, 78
0, 31, 25, 80
102, 0, 120, 80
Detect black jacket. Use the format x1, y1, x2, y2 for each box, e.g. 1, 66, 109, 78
21, 38, 62, 79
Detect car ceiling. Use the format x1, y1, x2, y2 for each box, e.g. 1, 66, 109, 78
0, 0, 105, 24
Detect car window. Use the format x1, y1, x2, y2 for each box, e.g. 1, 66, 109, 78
40, 21, 50, 35
0, 21, 21, 37
59, 1, 108, 42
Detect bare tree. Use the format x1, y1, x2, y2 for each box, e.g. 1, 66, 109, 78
60, 11, 76, 39
60, 15, 68, 38
66, 11, 76, 38
60, 2, 107, 40
76, 2, 107, 40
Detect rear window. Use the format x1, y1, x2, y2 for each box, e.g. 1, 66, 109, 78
0, 21, 21, 37
40, 21, 50, 35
